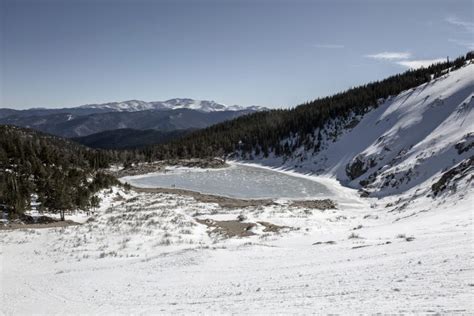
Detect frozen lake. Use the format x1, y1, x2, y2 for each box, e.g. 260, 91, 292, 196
122, 163, 332, 199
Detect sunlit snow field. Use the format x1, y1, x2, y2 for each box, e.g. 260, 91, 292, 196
2, 65, 473, 314
122, 163, 332, 199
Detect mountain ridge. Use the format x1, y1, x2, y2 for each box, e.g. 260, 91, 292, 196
1, 98, 267, 118
79, 98, 267, 113
0, 98, 267, 139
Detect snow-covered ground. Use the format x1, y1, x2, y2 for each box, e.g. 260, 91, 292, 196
1, 166, 473, 314
1, 64, 473, 314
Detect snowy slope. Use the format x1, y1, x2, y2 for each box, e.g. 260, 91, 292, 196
255, 63, 474, 198
1, 168, 472, 314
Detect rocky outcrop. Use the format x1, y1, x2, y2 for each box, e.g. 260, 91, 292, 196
432, 156, 474, 196
346, 155, 377, 181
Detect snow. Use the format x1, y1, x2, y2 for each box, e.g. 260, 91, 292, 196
1, 65, 473, 314
1, 173, 472, 314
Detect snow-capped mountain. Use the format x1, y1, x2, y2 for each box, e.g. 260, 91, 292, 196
154, 99, 228, 112
0, 108, 258, 138
0, 98, 267, 138
79, 100, 153, 112
79, 98, 266, 113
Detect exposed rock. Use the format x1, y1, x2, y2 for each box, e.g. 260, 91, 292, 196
359, 190, 370, 198
290, 199, 337, 210
431, 156, 474, 196
346, 156, 371, 180
454, 133, 474, 154
237, 214, 247, 222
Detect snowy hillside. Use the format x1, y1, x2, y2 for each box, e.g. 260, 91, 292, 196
2, 165, 473, 314
255, 63, 474, 198
79, 98, 266, 113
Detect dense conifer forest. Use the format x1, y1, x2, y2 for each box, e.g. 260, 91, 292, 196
0, 125, 118, 217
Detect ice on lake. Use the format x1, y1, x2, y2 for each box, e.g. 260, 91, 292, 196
122, 164, 332, 199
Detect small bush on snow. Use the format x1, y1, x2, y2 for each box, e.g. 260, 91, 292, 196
348, 232, 361, 239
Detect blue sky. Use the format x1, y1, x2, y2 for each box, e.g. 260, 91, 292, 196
1, 0, 473, 109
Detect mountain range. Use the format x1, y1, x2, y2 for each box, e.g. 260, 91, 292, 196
0, 98, 266, 139
78, 98, 265, 113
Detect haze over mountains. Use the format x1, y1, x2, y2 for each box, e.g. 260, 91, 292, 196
0, 98, 266, 140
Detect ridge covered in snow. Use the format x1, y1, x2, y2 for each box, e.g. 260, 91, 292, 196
79, 98, 267, 113
254, 62, 474, 199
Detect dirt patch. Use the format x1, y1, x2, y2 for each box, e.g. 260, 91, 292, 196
290, 199, 337, 210
196, 218, 291, 238
257, 221, 288, 233
131, 186, 276, 209
196, 218, 256, 238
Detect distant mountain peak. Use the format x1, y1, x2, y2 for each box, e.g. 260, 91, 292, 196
0, 98, 268, 138
79, 98, 268, 113
78, 100, 152, 112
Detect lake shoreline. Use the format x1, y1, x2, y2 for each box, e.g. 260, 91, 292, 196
130, 185, 337, 210
122, 162, 333, 200
110, 158, 228, 178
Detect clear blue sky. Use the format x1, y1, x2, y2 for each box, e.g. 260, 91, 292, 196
1, 0, 473, 109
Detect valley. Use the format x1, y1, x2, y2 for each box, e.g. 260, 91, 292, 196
1, 55, 473, 314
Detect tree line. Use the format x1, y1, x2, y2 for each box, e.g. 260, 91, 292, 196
134, 53, 473, 161
0, 125, 118, 218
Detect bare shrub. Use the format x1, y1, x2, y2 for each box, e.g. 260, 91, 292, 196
348, 232, 361, 239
